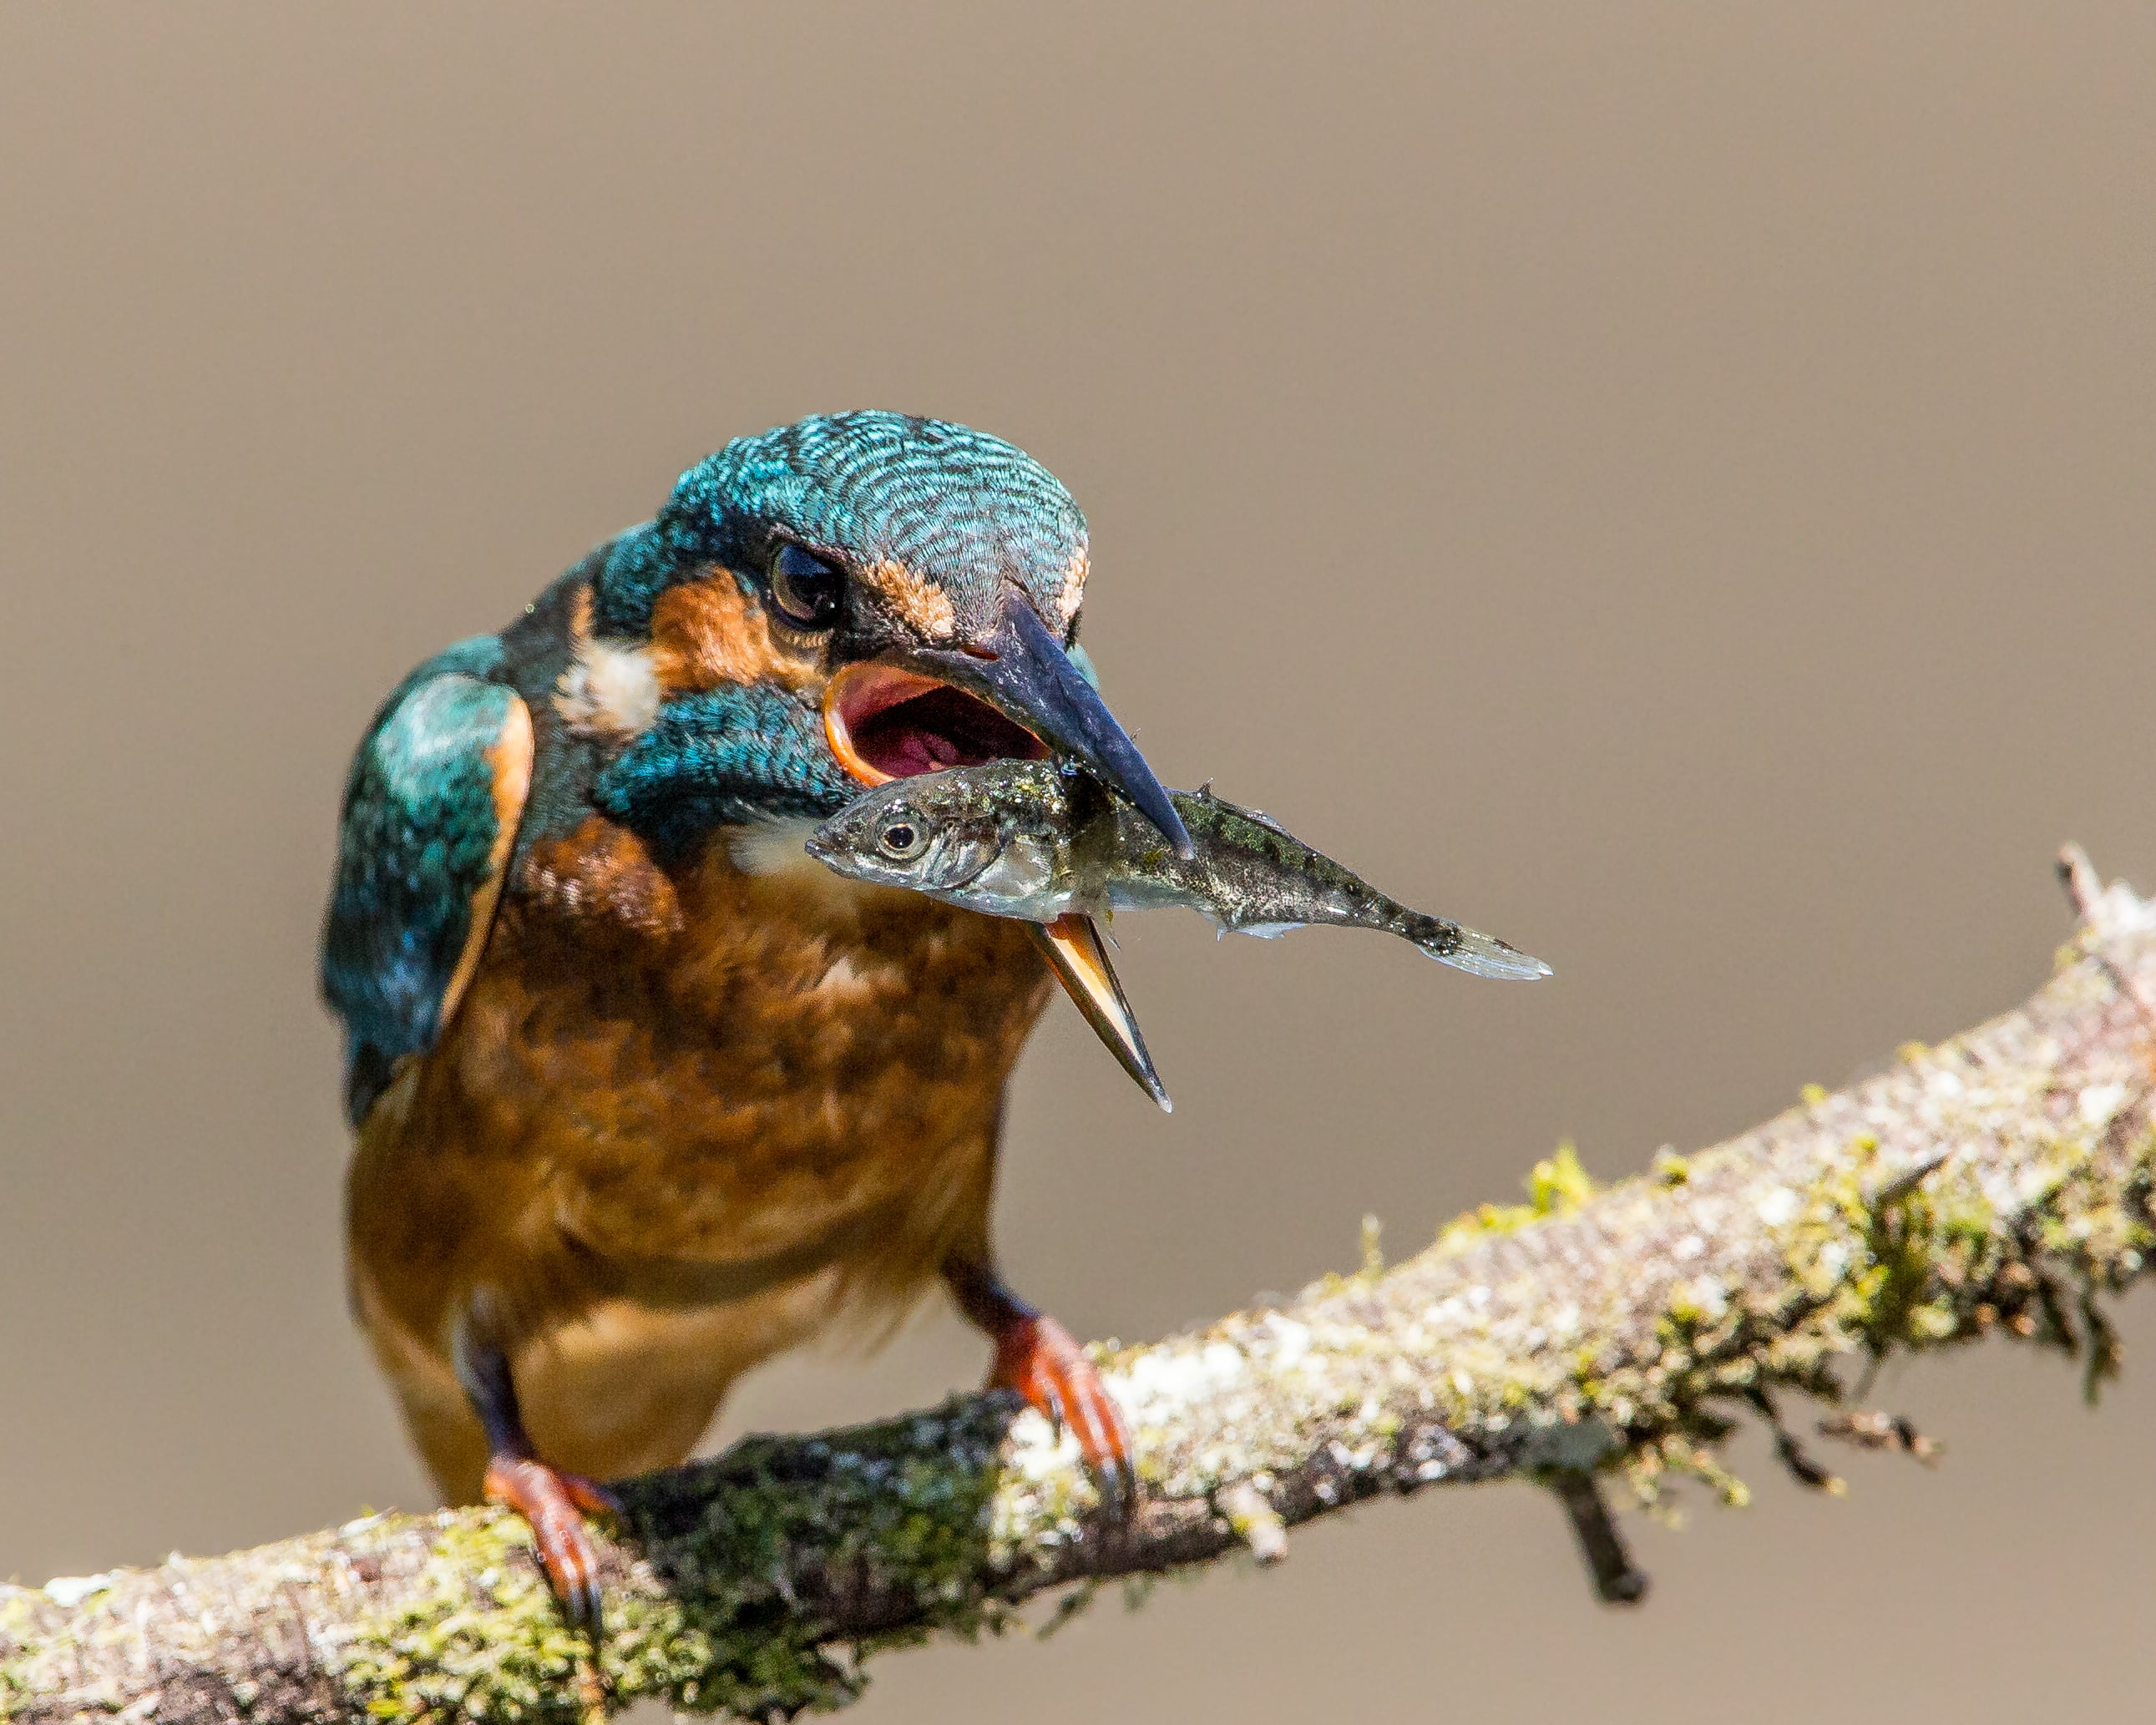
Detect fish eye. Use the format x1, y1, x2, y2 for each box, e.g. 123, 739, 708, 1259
770, 544, 843, 631
877, 817, 928, 860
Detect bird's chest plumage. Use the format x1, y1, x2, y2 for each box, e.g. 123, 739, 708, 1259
383, 807, 1050, 1326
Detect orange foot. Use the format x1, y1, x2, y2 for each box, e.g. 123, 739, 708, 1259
990, 1313, 1136, 1520
483, 1454, 621, 1629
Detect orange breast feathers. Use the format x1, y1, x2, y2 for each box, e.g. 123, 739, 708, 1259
348, 807, 1052, 1360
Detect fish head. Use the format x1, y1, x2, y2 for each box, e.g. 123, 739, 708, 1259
804, 765, 1045, 902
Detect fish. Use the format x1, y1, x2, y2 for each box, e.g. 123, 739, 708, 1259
803, 760, 1551, 982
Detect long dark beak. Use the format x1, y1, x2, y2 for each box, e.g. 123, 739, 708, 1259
914, 599, 1195, 859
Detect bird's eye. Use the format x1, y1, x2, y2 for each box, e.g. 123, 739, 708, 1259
878, 818, 928, 860
770, 544, 843, 631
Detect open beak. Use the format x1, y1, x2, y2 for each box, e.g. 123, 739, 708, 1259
822, 594, 1183, 1108
1028, 913, 1171, 1111
914, 600, 1192, 858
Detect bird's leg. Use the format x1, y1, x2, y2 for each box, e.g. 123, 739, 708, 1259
943, 1256, 1135, 1519
456, 1324, 620, 1629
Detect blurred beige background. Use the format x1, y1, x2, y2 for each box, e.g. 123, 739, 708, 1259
4, 5, 2153, 1720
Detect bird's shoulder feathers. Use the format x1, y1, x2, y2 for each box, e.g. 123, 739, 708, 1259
321, 637, 534, 1125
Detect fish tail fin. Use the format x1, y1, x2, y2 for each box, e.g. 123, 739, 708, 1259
1404, 913, 1552, 981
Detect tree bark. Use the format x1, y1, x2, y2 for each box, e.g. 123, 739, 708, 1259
7, 850, 2152, 1725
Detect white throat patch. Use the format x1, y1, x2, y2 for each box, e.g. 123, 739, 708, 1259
555, 635, 662, 739
727, 815, 892, 913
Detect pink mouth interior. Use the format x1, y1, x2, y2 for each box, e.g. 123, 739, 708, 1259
847, 685, 1047, 779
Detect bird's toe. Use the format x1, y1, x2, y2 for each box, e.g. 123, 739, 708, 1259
483, 1454, 617, 1631
989, 1313, 1137, 1522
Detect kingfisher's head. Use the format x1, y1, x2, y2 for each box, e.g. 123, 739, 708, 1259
578, 412, 1188, 862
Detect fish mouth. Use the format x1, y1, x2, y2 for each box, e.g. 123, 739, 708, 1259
822, 663, 1047, 786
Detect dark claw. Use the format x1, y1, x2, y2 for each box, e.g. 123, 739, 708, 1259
554, 1525, 600, 1631
1091, 1454, 1136, 1525
552, 1536, 596, 1631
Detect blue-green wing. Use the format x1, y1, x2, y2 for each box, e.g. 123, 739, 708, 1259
321, 639, 534, 1126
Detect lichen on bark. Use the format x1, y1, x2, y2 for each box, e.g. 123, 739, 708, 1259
5, 857, 2152, 1725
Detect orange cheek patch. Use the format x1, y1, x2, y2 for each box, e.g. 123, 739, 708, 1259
648, 570, 826, 700
524, 816, 684, 937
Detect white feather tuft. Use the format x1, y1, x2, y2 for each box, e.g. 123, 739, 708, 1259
555, 635, 661, 738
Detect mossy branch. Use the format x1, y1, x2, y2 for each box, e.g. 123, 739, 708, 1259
8, 850, 2154, 1725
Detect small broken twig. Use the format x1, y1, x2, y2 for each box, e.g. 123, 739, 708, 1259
1550, 1472, 1649, 1606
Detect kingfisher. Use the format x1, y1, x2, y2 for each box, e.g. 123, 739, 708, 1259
321, 412, 1190, 1621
